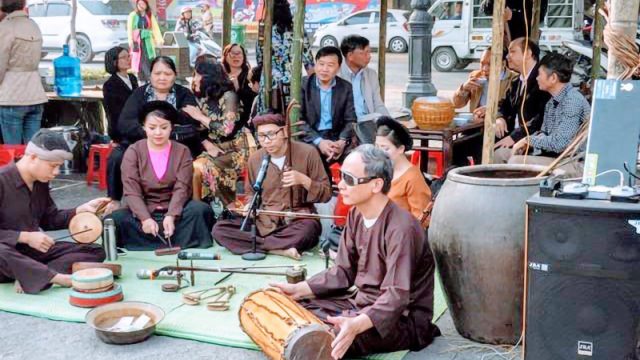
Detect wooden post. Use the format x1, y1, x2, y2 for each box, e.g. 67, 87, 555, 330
223, 0, 232, 48
69, 0, 78, 56
378, 0, 388, 101
262, 0, 274, 109
591, 0, 605, 81
481, 0, 505, 164
606, 0, 640, 79
289, 0, 305, 132
530, 0, 542, 41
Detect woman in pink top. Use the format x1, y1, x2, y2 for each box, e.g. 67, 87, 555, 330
108, 101, 215, 250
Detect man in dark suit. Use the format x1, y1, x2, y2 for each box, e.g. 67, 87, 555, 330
300, 46, 356, 164
493, 37, 551, 161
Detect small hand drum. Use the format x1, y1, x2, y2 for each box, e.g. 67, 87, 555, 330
68, 212, 103, 244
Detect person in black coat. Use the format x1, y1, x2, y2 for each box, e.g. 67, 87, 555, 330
103, 46, 139, 143
481, 0, 548, 41
494, 38, 551, 151
300, 46, 356, 164
106, 56, 201, 210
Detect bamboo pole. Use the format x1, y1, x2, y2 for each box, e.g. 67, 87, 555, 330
289, 0, 305, 133
606, 0, 640, 79
378, 0, 388, 101
222, 0, 232, 48
481, 0, 505, 164
530, 0, 542, 41
591, 0, 605, 81
262, 0, 274, 109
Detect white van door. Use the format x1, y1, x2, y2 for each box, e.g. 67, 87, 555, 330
429, 0, 469, 70
45, 2, 72, 49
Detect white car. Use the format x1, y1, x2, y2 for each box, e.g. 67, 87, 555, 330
27, 0, 130, 63
312, 9, 410, 53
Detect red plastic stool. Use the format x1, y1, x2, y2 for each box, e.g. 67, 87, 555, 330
409, 150, 444, 177
86, 144, 113, 190
0, 149, 15, 167
0, 144, 26, 159
329, 163, 341, 185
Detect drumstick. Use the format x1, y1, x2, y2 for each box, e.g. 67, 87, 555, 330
53, 228, 93, 241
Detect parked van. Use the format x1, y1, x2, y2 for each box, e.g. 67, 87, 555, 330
27, 0, 130, 63
428, 0, 583, 71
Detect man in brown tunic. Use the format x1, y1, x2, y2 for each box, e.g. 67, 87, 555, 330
272, 145, 440, 358
0, 129, 108, 294
213, 113, 332, 260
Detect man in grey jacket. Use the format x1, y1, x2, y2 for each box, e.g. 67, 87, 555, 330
339, 35, 389, 144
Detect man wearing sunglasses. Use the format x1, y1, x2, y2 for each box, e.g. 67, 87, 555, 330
212, 113, 332, 260
272, 145, 440, 359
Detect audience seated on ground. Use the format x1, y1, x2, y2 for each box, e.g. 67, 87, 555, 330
495, 52, 590, 178
108, 101, 215, 250
451, 46, 517, 123
107, 56, 200, 212
375, 117, 432, 229
212, 113, 332, 260
183, 61, 256, 206
300, 46, 356, 165
339, 35, 390, 144
492, 38, 550, 150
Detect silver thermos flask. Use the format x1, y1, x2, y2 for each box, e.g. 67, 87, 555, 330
103, 218, 117, 261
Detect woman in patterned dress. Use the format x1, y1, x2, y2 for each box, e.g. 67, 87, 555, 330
183, 62, 256, 206
255, 0, 315, 114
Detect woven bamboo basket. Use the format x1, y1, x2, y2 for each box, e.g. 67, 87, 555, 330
412, 97, 455, 130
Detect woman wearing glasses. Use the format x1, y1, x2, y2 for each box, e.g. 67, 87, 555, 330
103, 46, 139, 144
375, 117, 432, 228
183, 62, 256, 206
212, 113, 331, 260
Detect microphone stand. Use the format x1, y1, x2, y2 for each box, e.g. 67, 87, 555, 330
240, 183, 266, 261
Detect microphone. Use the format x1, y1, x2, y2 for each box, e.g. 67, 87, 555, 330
136, 269, 177, 280
177, 251, 221, 260
252, 154, 271, 191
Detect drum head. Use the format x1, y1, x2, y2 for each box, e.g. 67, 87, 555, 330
69, 212, 103, 244
284, 323, 334, 360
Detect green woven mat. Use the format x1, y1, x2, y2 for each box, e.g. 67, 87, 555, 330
0, 247, 447, 360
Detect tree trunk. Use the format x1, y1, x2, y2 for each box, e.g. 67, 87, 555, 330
69, 0, 78, 56
289, 0, 305, 133
591, 0, 605, 81
378, 0, 388, 101
606, 0, 640, 79
481, 0, 505, 164
223, 0, 232, 48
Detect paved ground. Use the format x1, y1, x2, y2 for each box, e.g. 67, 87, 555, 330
0, 175, 521, 360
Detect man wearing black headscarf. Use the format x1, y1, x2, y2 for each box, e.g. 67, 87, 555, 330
0, 129, 108, 294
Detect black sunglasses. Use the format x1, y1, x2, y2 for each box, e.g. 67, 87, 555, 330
340, 170, 378, 187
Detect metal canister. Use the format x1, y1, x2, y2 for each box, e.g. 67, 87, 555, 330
103, 218, 117, 261
285, 266, 307, 284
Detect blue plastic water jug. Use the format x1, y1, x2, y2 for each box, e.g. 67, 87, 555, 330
54, 45, 82, 97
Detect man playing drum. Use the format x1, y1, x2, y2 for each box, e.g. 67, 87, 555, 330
272, 145, 440, 359
213, 113, 332, 260
0, 129, 109, 294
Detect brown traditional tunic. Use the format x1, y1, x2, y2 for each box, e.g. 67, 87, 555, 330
110, 140, 214, 250
213, 141, 332, 253
0, 164, 105, 294
303, 201, 440, 356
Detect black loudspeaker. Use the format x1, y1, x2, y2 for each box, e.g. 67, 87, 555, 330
524, 195, 640, 360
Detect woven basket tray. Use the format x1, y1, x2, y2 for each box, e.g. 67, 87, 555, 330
412, 97, 455, 130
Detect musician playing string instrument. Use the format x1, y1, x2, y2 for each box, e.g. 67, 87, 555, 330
0, 130, 109, 294
272, 145, 440, 359
212, 113, 331, 260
